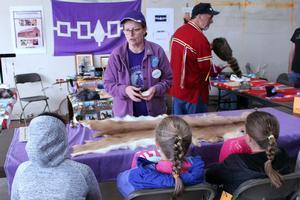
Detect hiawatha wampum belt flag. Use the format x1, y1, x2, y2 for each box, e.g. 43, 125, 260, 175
51, 0, 141, 56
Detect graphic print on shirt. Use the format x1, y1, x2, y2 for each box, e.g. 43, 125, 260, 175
130, 65, 144, 88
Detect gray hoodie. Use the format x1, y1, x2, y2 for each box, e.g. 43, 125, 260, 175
11, 115, 102, 200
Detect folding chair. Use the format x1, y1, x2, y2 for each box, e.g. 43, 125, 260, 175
232, 173, 300, 200
127, 183, 216, 200
14, 73, 50, 124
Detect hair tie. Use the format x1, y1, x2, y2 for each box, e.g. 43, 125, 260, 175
176, 135, 182, 140
267, 134, 275, 141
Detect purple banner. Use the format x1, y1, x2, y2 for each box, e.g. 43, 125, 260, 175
51, 0, 141, 56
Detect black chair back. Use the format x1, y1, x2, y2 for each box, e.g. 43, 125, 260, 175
13, 72, 50, 125
232, 173, 300, 200
127, 183, 215, 200
15, 73, 41, 84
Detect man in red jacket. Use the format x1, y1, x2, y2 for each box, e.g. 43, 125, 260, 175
169, 3, 219, 114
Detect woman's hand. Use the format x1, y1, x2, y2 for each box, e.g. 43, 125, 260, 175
140, 86, 156, 101
125, 86, 142, 102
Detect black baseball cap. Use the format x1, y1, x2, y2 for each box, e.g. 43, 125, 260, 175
191, 3, 220, 19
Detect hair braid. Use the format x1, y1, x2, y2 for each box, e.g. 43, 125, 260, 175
264, 134, 283, 188
172, 135, 184, 200
155, 116, 192, 200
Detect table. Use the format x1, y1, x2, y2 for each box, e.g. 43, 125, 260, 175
67, 93, 113, 121
67, 77, 113, 121
212, 79, 297, 111
0, 90, 17, 131
4, 108, 300, 192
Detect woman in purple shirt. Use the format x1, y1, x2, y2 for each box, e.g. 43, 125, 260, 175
104, 10, 172, 117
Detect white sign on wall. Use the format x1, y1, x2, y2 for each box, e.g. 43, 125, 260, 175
10, 6, 46, 54
146, 8, 174, 53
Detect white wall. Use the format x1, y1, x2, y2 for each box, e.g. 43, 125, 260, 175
206, 1, 299, 81
0, 0, 299, 119
0, 0, 76, 119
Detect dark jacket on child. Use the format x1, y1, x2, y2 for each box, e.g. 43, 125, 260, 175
205, 148, 290, 194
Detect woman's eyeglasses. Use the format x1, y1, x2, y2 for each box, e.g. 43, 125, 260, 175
123, 28, 142, 34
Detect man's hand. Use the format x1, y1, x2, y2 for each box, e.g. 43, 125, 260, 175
211, 64, 228, 77
125, 86, 142, 102
215, 64, 228, 73
140, 86, 156, 101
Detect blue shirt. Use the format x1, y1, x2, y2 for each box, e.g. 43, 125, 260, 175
128, 48, 148, 117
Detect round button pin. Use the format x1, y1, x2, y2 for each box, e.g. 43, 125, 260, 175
152, 69, 161, 79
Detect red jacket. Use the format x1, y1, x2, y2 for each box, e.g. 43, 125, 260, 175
169, 21, 212, 104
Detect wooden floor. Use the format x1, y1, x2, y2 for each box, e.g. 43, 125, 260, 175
0, 178, 9, 200
0, 129, 14, 178
0, 129, 14, 200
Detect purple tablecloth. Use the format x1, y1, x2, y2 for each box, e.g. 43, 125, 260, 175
4, 107, 300, 192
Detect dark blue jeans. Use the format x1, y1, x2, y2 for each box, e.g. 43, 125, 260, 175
288, 72, 300, 88
172, 96, 208, 115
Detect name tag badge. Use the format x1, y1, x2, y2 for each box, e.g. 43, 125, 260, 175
151, 56, 159, 68
293, 96, 300, 115
152, 69, 161, 79
220, 191, 233, 200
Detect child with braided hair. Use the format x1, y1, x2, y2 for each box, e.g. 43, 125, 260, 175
117, 116, 205, 199
206, 111, 291, 195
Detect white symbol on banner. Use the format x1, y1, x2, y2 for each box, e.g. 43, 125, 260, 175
53, 20, 122, 46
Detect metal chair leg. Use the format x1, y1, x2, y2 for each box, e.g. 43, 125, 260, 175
42, 100, 50, 112
19, 109, 27, 127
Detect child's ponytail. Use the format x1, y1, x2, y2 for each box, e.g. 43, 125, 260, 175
172, 135, 184, 199
246, 111, 283, 188
264, 134, 283, 188
155, 116, 192, 200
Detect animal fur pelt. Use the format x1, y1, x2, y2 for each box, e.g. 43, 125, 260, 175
71, 113, 249, 157
212, 37, 242, 78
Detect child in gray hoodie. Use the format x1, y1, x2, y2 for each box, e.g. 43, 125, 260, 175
11, 113, 102, 200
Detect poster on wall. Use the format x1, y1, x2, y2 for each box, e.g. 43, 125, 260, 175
10, 6, 46, 54
51, 0, 141, 56
146, 8, 174, 53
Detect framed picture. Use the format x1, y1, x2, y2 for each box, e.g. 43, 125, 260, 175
10, 6, 46, 54
99, 54, 110, 68
84, 112, 99, 120
75, 54, 93, 75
